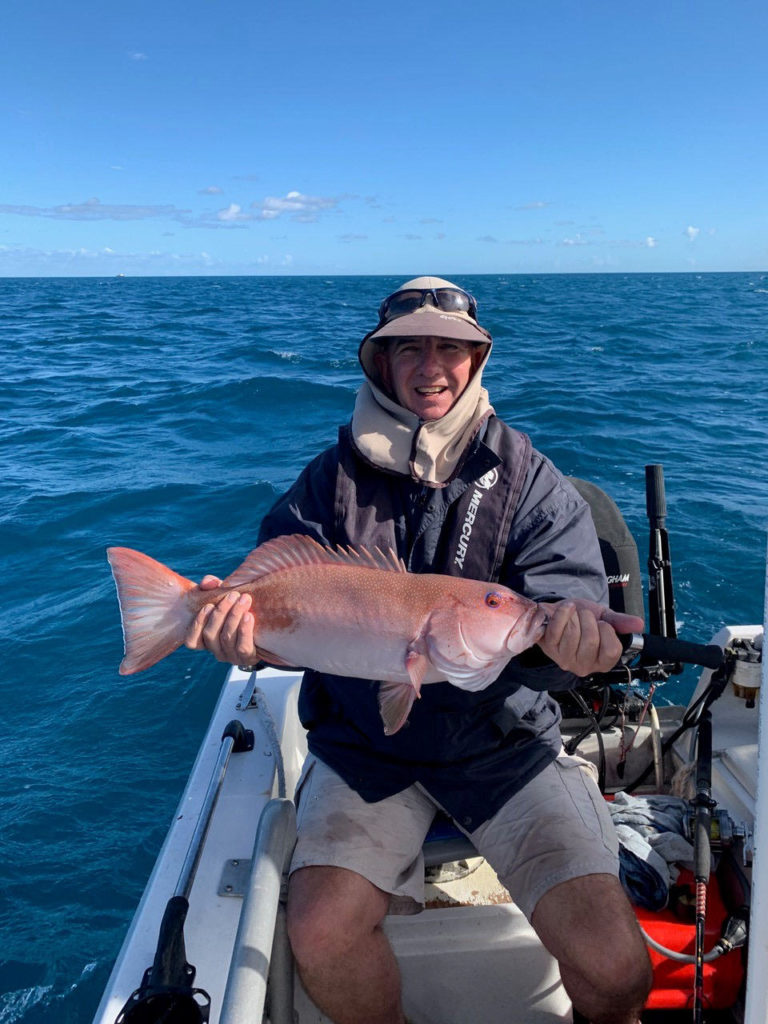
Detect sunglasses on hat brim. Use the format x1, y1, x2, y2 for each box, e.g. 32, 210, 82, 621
377, 286, 478, 324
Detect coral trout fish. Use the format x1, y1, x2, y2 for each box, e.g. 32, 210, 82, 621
107, 534, 548, 735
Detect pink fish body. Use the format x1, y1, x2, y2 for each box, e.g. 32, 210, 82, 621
107, 534, 548, 734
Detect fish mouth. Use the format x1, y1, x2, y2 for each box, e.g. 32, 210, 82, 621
506, 603, 549, 653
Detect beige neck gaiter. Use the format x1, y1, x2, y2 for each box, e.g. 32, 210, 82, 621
350, 356, 494, 487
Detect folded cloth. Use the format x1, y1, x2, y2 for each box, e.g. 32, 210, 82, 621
649, 831, 695, 873
609, 792, 688, 838
609, 793, 693, 909
614, 825, 670, 910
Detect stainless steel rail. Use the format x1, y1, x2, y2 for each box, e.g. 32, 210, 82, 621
176, 721, 251, 901
219, 798, 297, 1024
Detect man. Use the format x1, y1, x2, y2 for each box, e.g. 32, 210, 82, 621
186, 277, 653, 1024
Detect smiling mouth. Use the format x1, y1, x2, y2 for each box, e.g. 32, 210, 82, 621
415, 386, 447, 395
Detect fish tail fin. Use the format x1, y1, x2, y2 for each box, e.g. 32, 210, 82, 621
107, 547, 196, 675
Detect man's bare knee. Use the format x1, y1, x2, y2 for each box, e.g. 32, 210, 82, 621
287, 865, 390, 965
532, 873, 652, 1023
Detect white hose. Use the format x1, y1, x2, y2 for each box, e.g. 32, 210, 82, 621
641, 925, 724, 964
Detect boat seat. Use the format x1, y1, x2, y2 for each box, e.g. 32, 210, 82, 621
423, 812, 478, 869
567, 477, 644, 619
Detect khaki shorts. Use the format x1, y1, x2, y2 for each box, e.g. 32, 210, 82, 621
290, 751, 619, 920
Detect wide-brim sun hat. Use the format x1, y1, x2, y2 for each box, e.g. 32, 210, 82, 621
359, 276, 492, 381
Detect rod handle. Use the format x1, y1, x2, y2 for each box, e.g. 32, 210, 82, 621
620, 633, 724, 670
645, 464, 667, 522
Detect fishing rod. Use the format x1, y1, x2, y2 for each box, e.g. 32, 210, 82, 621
635, 666, 749, 997
692, 707, 714, 1024
645, 464, 677, 640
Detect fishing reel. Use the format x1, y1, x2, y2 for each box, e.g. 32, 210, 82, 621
682, 805, 747, 854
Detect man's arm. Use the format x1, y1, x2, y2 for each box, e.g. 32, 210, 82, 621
500, 452, 643, 686
537, 598, 642, 677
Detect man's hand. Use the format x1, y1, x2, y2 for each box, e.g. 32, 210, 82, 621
184, 576, 261, 665
537, 599, 644, 677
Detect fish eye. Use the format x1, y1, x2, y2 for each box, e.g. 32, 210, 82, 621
485, 592, 502, 608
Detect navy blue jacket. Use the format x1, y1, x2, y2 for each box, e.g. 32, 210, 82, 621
258, 418, 607, 830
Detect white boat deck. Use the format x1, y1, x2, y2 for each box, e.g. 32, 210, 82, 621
94, 621, 765, 1024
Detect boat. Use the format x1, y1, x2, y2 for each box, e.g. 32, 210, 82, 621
93, 465, 765, 1024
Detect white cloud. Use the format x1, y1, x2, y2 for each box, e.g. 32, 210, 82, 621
217, 203, 252, 223
0, 195, 255, 230
0, 197, 192, 223
128, 52, 148, 61
516, 201, 551, 210
646, 236, 657, 248
0, 188, 352, 233
685, 225, 700, 241
252, 190, 340, 221
0, 242, 222, 272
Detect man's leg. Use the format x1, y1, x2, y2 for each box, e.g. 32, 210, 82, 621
285, 757, 436, 1024
287, 865, 405, 1024
531, 872, 652, 1024
470, 751, 653, 1024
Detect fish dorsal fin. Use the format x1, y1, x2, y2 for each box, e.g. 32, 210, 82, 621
223, 533, 406, 588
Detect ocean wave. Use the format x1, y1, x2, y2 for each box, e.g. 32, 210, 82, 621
0, 962, 101, 1024
1, 272, 766, 1022
0, 984, 53, 1024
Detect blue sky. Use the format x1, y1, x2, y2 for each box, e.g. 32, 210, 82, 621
1, 0, 766, 276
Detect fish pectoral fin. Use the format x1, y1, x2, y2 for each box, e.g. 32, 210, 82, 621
253, 644, 299, 669
377, 680, 418, 736
404, 646, 429, 692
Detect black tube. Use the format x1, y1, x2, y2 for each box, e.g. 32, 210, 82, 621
564, 690, 607, 792
147, 896, 193, 990
645, 463, 667, 522
619, 632, 724, 670
221, 719, 254, 752
115, 896, 210, 1022
694, 712, 714, 881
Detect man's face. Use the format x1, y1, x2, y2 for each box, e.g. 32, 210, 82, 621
374, 336, 483, 421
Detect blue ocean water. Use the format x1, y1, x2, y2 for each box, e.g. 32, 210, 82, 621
0, 272, 766, 1022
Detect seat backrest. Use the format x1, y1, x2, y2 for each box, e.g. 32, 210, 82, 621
567, 477, 644, 621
